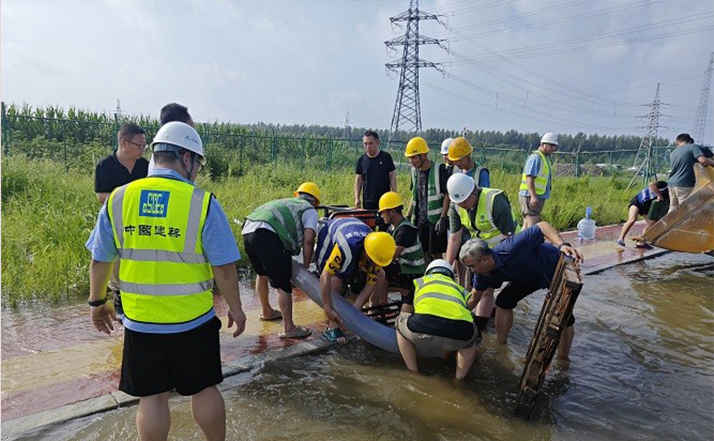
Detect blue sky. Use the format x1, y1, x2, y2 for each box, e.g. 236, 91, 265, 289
2, 0, 713, 142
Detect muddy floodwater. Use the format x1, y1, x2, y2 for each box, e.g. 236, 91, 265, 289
10, 253, 714, 440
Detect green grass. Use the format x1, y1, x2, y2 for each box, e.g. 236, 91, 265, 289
1, 156, 634, 304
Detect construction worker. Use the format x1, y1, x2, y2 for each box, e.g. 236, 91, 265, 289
519, 132, 557, 228
460, 223, 582, 359
395, 259, 481, 379
242, 182, 321, 339
441, 137, 455, 174
667, 133, 714, 212
377, 191, 426, 311
617, 180, 669, 248
404, 137, 450, 260
445, 173, 518, 330
86, 122, 246, 440
316, 218, 395, 343
448, 136, 489, 187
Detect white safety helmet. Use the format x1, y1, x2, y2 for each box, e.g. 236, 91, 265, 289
151, 121, 204, 158
440, 138, 454, 155
426, 259, 455, 279
447, 173, 475, 204
540, 132, 559, 146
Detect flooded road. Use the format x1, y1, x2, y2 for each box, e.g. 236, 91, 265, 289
18, 252, 713, 441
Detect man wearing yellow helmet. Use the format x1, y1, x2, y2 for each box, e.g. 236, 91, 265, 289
377, 191, 426, 310
404, 137, 450, 260
242, 182, 321, 339
316, 218, 395, 343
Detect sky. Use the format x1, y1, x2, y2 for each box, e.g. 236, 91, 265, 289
2, 0, 714, 142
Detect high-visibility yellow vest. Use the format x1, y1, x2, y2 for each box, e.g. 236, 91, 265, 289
519, 150, 552, 196
459, 187, 513, 247
413, 274, 473, 322
108, 177, 214, 329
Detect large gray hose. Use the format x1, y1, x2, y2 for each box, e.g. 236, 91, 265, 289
291, 260, 400, 353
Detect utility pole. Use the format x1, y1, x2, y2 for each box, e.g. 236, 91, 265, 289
692, 52, 714, 145
628, 83, 666, 190
115, 99, 123, 119
385, 0, 446, 144
344, 111, 350, 139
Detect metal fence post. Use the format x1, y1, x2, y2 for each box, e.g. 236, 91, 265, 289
575, 147, 580, 178
1, 101, 10, 156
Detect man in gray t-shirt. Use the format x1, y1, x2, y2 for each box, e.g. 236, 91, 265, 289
667, 133, 714, 211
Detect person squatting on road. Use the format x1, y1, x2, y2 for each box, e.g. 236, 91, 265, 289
316, 218, 395, 343
86, 122, 247, 441
242, 182, 322, 339
396, 259, 481, 379
519, 132, 557, 229
404, 137, 450, 260
460, 222, 582, 359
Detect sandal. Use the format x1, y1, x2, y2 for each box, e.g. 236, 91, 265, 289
278, 326, 312, 339
322, 327, 347, 344
259, 310, 283, 321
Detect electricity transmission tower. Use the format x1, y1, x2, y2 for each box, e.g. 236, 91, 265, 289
692, 52, 714, 145
628, 83, 665, 190
385, 0, 446, 143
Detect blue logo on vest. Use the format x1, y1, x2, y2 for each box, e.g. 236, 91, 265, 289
139, 190, 169, 217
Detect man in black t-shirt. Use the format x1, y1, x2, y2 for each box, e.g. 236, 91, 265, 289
354, 130, 396, 210
94, 122, 149, 312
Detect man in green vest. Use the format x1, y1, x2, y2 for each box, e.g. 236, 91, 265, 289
242, 182, 321, 339
86, 122, 247, 440
445, 173, 518, 330
377, 191, 427, 311
395, 259, 481, 379
519, 132, 557, 228
404, 137, 450, 260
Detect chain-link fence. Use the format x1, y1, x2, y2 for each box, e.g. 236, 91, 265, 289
1, 102, 674, 186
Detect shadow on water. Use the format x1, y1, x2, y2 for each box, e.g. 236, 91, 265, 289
16, 253, 714, 441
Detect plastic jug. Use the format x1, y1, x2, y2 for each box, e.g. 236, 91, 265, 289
577, 206, 596, 240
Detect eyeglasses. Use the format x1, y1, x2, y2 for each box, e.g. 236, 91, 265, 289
123, 139, 148, 150
193, 154, 207, 172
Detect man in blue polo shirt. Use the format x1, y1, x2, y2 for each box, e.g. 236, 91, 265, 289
459, 222, 582, 359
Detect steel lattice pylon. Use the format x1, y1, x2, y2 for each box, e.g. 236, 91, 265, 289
385, 0, 445, 143
628, 83, 663, 190
692, 52, 714, 145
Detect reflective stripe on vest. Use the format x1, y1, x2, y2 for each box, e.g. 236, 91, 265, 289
413, 275, 473, 322
519, 150, 551, 195
317, 218, 370, 277
245, 197, 313, 255
459, 188, 508, 248
390, 218, 426, 275
108, 177, 214, 331
411, 164, 444, 224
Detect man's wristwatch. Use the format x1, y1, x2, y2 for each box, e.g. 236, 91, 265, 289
558, 242, 572, 250
88, 297, 107, 307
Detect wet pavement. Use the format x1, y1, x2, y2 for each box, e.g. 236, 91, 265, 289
0, 221, 668, 436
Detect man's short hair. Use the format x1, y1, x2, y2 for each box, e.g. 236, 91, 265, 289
676, 133, 694, 144
117, 123, 146, 145
160, 103, 192, 126
364, 130, 379, 141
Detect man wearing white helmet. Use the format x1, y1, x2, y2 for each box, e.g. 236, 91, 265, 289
441, 137, 455, 175
519, 132, 558, 228
445, 173, 518, 330
86, 121, 247, 440
395, 259, 481, 379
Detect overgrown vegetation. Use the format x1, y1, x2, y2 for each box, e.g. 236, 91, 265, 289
2, 155, 635, 304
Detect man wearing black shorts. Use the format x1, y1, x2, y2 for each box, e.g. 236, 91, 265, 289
377, 191, 426, 310
94, 123, 149, 315
242, 183, 320, 339
617, 181, 669, 247
460, 222, 582, 359
354, 130, 396, 210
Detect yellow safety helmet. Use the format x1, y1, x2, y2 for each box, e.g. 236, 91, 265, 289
448, 137, 473, 161
378, 191, 403, 213
364, 232, 396, 267
294, 182, 321, 205
404, 137, 429, 157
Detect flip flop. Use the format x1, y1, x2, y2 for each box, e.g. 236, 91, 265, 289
278, 326, 312, 339
259, 310, 283, 321
322, 327, 347, 344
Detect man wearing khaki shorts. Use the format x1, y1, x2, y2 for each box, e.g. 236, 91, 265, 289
518, 133, 557, 228
395, 259, 481, 379
667, 133, 714, 212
